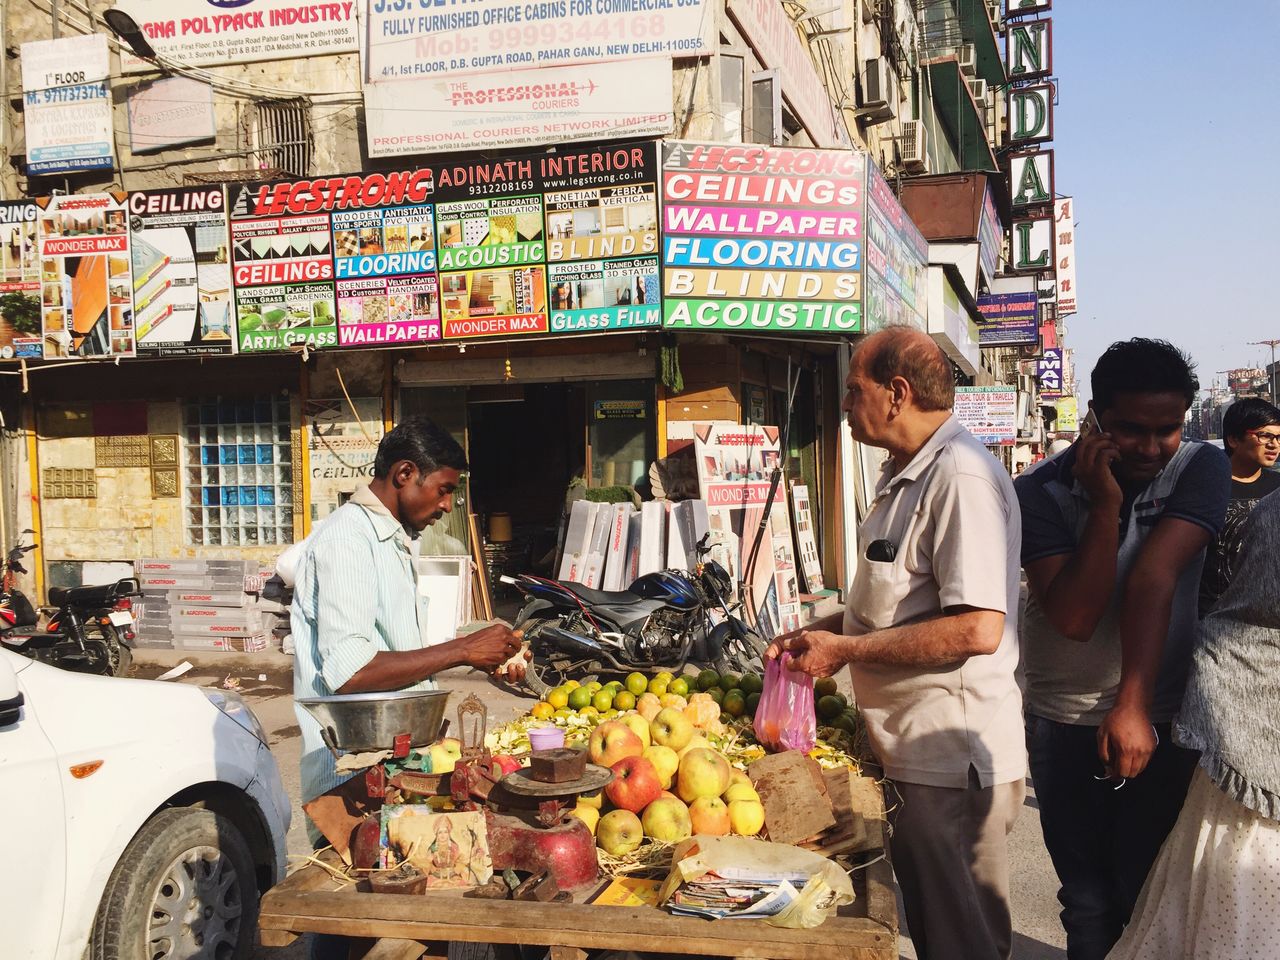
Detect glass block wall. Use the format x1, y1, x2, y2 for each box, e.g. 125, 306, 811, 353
183, 397, 294, 546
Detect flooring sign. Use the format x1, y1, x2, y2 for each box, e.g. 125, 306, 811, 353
661, 142, 864, 335
36, 192, 135, 358
128, 186, 235, 357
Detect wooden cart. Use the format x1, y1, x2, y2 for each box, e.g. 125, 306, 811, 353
258, 844, 896, 960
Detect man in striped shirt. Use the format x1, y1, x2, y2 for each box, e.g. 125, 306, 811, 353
293, 416, 525, 815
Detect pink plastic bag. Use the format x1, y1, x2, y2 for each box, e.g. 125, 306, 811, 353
753, 652, 817, 752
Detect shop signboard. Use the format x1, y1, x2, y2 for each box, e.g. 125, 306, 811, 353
863, 161, 928, 332
21, 35, 114, 175
977, 183, 1001, 284
329, 171, 441, 347
544, 142, 660, 334
113, 0, 359, 71
36, 193, 135, 359
228, 180, 338, 353
955, 386, 1016, 446
1056, 396, 1079, 433
363, 59, 672, 156
1054, 196, 1078, 316
975, 290, 1038, 346
126, 76, 217, 153
128, 186, 235, 357
365, 0, 709, 83
660, 142, 864, 335
433, 156, 547, 340
691, 422, 801, 640
1038, 347, 1063, 399
0, 201, 44, 359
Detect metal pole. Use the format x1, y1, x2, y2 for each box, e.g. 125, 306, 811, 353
51, 0, 60, 38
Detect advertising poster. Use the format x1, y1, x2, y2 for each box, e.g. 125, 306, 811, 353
128, 186, 234, 357
790, 482, 824, 594
955, 386, 1017, 446
36, 193, 135, 359
330, 175, 442, 347
363, 59, 672, 156
863, 161, 928, 332
21, 35, 114, 175
227, 179, 343, 350
545, 142, 660, 334
304, 397, 384, 521
1056, 396, 1079, 433
691, 422, 801, 640
365, 0, 708, 82
0, 201, 44, 359
113, 0, 359, 71
975, 291, 1039, 346
434, 156, 548, 340
661, 142, 864, 335
1054, 196, 1079, 316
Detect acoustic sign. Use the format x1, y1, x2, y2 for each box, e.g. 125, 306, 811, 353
0, 201, 44, 359
128, 186, 234, 357
661, 142, 864, 334
36, 193, 135, 358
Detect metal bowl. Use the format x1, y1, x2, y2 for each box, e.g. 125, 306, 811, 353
297, 689, 450, 754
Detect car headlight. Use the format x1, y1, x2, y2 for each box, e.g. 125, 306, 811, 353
202, 688, 269, 744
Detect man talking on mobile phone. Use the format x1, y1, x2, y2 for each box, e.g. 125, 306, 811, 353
766, 327, 1026, 960
1016, 339, 1229, 959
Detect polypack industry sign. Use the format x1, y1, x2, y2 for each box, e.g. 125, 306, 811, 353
113, 0, 359, 70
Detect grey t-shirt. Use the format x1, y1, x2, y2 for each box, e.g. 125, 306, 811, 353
1015, 442, 1229, 725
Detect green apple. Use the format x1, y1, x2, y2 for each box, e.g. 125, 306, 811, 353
427, 737, 462, 774
676, 747, 731, 803
597, 809, 644, 856
722, 781, 760, 804
650, 707, 694, 752
643, 744, 680, 789
641, 795, 692, 842
619, 712, 651, 748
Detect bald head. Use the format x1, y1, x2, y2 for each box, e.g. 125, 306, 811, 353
853, 327, 954, 412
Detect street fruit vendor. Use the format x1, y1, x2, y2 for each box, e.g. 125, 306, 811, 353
292, 416, 528, 824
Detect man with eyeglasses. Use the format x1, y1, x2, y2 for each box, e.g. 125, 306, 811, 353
1199, 397, 1280, 615
1015, 339, 1230, 959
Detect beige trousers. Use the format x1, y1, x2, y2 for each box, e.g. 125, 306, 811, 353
888, 771, 1025, 960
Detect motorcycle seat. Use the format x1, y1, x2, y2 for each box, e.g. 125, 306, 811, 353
48, 582, 121, 607
560, 582, 643, 607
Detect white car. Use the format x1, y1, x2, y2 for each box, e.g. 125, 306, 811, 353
0, 648, 291, 959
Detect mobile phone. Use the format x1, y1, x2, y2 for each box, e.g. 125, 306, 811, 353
1080, 408, 1101, 438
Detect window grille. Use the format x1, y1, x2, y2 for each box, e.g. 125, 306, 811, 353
252, 98, 313, 178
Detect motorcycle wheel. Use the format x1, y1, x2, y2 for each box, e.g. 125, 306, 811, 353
520, 617, 601, 698
85, 622, 132, 677
714, 627, 767, 678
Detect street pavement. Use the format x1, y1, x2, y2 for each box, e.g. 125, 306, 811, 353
132, 648, 1067, 959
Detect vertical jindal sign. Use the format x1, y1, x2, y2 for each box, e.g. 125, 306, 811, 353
661, 142, 863, 334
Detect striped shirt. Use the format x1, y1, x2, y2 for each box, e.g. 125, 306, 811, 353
292, 484, 432, 804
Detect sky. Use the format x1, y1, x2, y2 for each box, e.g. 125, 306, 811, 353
1051, 3, 1280, 402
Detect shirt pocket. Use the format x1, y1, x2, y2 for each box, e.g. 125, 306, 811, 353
852, 555, 911, 631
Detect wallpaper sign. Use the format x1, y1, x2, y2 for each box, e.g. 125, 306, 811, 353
661, 142, 864, 334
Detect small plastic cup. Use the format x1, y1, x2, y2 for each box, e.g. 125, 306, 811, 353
528, 726, 566, 751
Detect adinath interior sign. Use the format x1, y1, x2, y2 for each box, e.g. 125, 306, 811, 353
660, 142, 864, 334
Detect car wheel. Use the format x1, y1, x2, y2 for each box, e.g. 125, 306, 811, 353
91, 807, 259, 960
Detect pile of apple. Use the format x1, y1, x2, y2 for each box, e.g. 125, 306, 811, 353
569, 706, 766, 857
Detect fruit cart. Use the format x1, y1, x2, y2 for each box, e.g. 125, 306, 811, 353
258, 830, 897, 960
275, 672, 896, 959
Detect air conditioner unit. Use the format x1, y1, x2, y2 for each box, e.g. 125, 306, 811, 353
860, 0, 875, 23
899, 119, 928, 173
958, 43, 977, 77
861, 58, 892, 109
968, 78, 988, 105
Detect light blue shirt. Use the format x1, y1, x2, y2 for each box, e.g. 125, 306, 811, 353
292, 485, 433, 804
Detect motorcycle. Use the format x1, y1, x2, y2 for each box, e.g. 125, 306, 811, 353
503, 535, 769, 697
0, 531, 141, 677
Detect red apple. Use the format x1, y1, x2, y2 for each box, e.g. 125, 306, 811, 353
491, 754, 522, 776
605, 755, 663, 813
588, 720, 645, 767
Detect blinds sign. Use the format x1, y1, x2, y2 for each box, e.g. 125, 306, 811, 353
661, 143, 863, 334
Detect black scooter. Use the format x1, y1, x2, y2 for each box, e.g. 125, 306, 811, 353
0, 532, 140, 677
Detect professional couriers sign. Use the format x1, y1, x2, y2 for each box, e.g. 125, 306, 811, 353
660, 142, 864, 334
